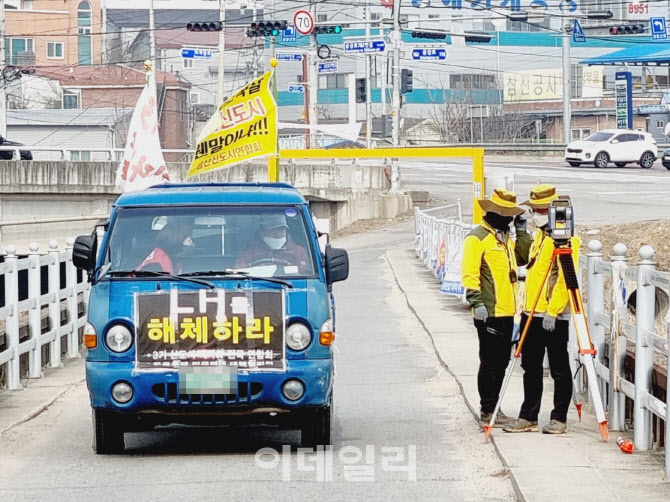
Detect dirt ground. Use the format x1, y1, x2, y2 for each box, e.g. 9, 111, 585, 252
578, 219, 670, 271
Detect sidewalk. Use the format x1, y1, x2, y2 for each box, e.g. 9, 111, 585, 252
0, 358, 85, 436
387, 248, 670, 502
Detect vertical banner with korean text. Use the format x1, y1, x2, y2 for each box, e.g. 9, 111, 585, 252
116, 70, 170, 192
186, 70, 278, 178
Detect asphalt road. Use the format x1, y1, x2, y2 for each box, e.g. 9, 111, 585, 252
400, 157, 670, 225
0, 224, 515, 502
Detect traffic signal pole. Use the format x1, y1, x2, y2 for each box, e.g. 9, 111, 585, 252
149, 0, 156, 66
217, 0, 226, 104
308, 4, 318, 148
364, 0, 372, 148
390, 0, 401, 192
562, 27, 571, 144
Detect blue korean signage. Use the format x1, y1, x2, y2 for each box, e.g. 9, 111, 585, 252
181, 48, 213, 60
344, 40, 386, 54
651, 17, 667, 40
572, 19, 585, 43
276, 53, 303, 62
411, 48, 447, 60
317, 60, 338, 74
615, 72, 633, 129
282, 26, 297, 43
288, 84, 305, 93
406, 0, 579, 13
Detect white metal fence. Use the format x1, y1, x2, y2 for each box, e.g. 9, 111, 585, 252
413, 207, 670, 477
0, 239, 90, 390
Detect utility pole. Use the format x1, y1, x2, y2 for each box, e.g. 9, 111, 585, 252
269, 0, 276, 58
101, 0, 107, 64
390, 0, 401, 192
149, 0, 156, 67
308, 2, 318, 146
562, 26, 571, 144
380, 27, 387, 133
0, 0, 7, 138
217, 0, 226, 104
364, 0, 372, 148
252, 0, 258, 79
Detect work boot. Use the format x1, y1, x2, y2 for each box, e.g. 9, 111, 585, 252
542, 419, 568, 434
480, 411, 515, 428
502, 418, 539, 433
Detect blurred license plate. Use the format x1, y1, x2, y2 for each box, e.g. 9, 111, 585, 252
178, 367, 238, 394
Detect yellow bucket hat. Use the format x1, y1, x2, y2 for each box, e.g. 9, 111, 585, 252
522, 184, 559, 210
477, 188, 524, 217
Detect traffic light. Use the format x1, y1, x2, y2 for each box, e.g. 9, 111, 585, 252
410, 30, 445, 40
314, 25, 343, 35
246, 21, 288, 37
464, 31, 493, 43
186, 22, 223, 31
609, 23, 646, 35
355, 78, 366, 103
401, 69, 413, 94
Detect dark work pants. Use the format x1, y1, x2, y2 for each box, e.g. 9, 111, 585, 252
474, 316, 514, 414
518, 314, 573, 423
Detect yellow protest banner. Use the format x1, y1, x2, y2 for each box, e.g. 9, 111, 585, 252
186, 70, 277, 178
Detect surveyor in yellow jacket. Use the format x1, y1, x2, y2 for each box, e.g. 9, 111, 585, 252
461, 188, 531, 428
503, 185, 580, 435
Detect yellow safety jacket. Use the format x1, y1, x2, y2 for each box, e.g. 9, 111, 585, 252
523, 229, 581, 318
461, 221, 531, 317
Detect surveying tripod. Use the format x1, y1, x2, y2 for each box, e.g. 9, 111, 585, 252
484, 200, 608, 443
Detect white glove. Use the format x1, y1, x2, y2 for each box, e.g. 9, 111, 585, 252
542, 315, 557, 332
474, 305, 489, 323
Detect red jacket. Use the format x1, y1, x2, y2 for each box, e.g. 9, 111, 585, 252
138, 247, 174, 274
236, 236, 311, 274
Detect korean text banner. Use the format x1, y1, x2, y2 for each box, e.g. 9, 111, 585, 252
186, 70, 277, 178
135, 289, 286, 371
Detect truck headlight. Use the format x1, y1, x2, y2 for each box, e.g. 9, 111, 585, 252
286, 322, 311, 351
105, 324, 133, 353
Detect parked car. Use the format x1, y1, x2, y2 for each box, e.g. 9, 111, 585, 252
0, 135, 32, 160
564, 129, 657, 169
662, 149, 670, 170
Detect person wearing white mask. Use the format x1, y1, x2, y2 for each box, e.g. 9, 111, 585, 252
236, 213, 310, 273
503, 184, 580, 435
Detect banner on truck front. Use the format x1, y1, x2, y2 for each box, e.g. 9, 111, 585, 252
186, 70, 277, 178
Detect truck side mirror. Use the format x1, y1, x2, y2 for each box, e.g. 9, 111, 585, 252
325, 246, 349, 284
73, 232, 98, 275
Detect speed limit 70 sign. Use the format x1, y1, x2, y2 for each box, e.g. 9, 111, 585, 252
293, 10, 314, 35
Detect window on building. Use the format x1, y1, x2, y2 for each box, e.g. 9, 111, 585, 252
20, 0, 33, 9
63, 90, 80, 109
7, 38, 35, 65
70, 151, 91, 161
656, 120, 665, 129
318, 73, 348, 89
371, 12, 381, 27
78, 1, 92, 66
47, 42, 64, 59
506, 17, 550, 32
190, 92, 200, 104
449, 73, 496, 90
571, 128, 591, 141
183, 58, 194, 68
428, 14, 439, 19
317, 14, 327, 22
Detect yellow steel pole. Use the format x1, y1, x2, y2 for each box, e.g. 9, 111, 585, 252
472, 148, 485, 224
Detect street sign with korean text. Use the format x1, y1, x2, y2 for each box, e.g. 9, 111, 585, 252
317, 60, 338, 74
411, 48, 447, 60
572, 19, 586, 43
181, 48, 213, 60
293, 10, 314, 35
276, 52, 304, 62
344, 39, 387, 54
282, 26, 297, 43
288, 84, 305, 93
615, 71, 633, 129
651, 17, 667, 40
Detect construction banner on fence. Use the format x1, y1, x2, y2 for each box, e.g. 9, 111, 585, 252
186, 70, 277, 178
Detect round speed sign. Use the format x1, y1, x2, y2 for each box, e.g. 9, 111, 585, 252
293, 10, 314, 36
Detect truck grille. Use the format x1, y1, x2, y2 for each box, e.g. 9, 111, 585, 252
567, 148, 582, 153
152, 382, 263, 405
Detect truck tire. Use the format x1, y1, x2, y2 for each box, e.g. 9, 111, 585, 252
92, 409, 125, 454
300, 406, 333, 450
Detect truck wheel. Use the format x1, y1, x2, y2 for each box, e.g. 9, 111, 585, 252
300, 406, 333, 450
92, 409, 125, 454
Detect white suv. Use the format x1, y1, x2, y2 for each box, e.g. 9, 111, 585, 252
565, 129, 657, 169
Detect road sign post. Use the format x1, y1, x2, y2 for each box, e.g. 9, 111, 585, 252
294, 10, 314, 36
276, 53, 304, 62
615, 71, 633, 129
288, 84, 305, 93
411, 47, 447, 61
573, 19, 586, 43
317, 60, 338, 74
651, 17, 667, 40
181, 48, 213, 60
282, 26, 297, 43
344, 39, 386, 54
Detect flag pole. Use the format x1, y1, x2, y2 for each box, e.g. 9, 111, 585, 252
268, 58, 279, 182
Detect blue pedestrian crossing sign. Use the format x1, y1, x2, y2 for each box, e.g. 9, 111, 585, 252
573, 19, 586, 43
651, 17, 667, 40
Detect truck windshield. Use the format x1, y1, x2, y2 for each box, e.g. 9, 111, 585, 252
102, 205, 317, 279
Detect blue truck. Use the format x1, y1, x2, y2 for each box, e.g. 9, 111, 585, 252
72, 182, 349, 454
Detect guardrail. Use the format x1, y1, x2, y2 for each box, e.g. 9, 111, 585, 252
0, 239, 90, 390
